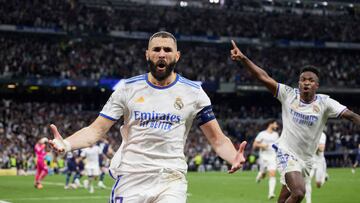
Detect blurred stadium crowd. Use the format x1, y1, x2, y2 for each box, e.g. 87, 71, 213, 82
0, 0, 360, 173
0, 100, 359, 172
1, 36, 359, 87
1, 0, 360, 42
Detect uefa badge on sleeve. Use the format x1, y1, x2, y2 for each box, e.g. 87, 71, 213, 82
174, 97, 184, 110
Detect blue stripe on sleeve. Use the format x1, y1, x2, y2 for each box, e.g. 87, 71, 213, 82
337, 108, 348, 118
99, 113, 118, 121
275, 83, 280, 98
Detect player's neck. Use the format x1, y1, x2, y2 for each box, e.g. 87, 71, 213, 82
266, 128, 273, 133
148, 72, 177, 87
300, 92, 316, 103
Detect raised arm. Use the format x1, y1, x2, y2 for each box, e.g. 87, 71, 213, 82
49, 116, 116, 154
230, 40, 278, 95
341, 109, 360, 125
200, 119, 247, 173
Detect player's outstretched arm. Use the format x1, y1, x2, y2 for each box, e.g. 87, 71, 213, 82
49, 116, 115, 154
200, 119, 247, 173
341, 109, 360, 126
230, 40, 278, 95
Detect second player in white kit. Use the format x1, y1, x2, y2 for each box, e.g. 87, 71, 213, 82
273, 83, 345, 185
253, 119, 279, 199
305, 132, 327, 203
82, 145, 102, 177
81, 144, 102, 193
230, 40, 360, 203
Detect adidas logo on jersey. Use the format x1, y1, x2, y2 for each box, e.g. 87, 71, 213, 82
135, 96, 145, 103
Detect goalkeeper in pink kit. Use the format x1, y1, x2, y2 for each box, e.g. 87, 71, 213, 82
34, 137, 49, 189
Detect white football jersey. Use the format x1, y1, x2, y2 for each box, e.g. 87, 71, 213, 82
100, 73, 212, 174
275, 83, 346, 163
255, 130, 279, 158
81, 145, 102, 167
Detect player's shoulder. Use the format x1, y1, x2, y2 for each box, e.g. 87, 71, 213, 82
278, 83, 296, 95
316, 93, 330, 100
177, 75, 202, 90
315, 93, 332, 104
257, 130, 267, 136
123, 74, 147, 85
113, 74, 146, 93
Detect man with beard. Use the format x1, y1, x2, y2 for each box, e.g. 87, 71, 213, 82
48, 31, 247, 203
230, 40, 360, 203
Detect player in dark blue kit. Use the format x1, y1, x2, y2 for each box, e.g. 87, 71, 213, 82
97, 139, 114, 188
64, 151, 78, 189
64, 149, 84, 189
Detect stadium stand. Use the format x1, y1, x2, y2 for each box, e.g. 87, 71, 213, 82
0, 0, 359, 173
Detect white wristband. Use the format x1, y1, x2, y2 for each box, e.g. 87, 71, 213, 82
63, 139, 72, 152
53, 139, 72, 153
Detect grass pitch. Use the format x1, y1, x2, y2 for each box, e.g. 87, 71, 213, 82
0, 168, 359, 203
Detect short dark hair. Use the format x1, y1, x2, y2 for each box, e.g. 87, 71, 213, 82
265, 119, 277, 128
300, 65, 320, 78
148, 31, 177, 46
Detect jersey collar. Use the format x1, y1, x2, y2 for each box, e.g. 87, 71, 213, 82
145, 73, 179, 90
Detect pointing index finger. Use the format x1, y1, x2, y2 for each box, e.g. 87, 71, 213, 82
231, 40, 238, 49
50, 124, 62, 140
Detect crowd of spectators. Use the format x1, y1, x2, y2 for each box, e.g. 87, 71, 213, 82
0, 0, 360, 42
1, 36, 359, 87
1, 0, 360, 172
1, 100, 359, 171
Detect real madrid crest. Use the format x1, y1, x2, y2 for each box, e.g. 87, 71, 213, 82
174, 97, 184, 110
313, 104, 320, 113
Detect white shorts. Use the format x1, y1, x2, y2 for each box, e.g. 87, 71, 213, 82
259, 155, 277, 173
108, 169, 187, 203
85, 165, 101, 177
273, 145, 311, 185
310, 158, 327, 184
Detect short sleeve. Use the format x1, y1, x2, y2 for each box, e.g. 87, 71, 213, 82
319, 133, 326, 145
255, 132, 263, 142
325, 97, 347, 118
80, 149, 86, 157
195, 87, 215, 126
275, 83, 295, 103
100, 81, 126, 121
195, 87, 212, 115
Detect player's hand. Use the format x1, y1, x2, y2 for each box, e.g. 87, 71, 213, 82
228, 141, 247, 174
48, 124, 71, 154
230, 40, 246, 61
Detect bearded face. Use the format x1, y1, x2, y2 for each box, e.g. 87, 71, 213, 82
146, 37, 180, 82
148, 58, 177, 81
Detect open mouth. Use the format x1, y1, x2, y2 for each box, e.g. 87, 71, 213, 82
156, 61, 167, 70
